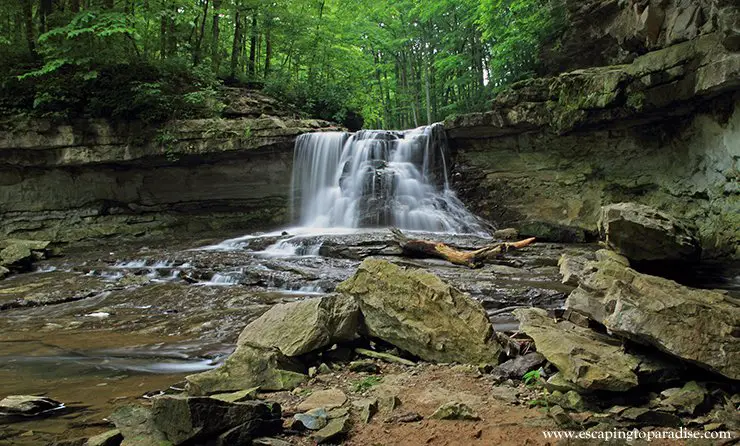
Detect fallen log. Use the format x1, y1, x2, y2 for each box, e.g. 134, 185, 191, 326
390, 228, 535, 268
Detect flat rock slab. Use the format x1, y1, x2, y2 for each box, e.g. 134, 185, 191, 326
598, 202, 699, 263
297, 388, 347, 412
0, 272, 111, 310
514, 308, 640, 392
562, 253, 740, 380
0, 395, 64, 417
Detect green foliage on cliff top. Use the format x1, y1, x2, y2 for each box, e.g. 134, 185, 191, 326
0, 0, 566, 127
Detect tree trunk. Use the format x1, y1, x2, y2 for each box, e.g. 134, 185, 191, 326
21, 0, 35, 55
193, 0, 209, 65
247, 10, 257, 77
159, 11, 167, 59
230, 8, 241, 78
390, 228, 536, 268
263, 23, 272, 77
211, 0, 221, 70
167, 5, 176, 56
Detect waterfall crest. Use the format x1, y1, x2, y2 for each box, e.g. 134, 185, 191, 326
290, 124, 485, 234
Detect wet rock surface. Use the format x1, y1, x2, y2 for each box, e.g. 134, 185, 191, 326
562, 252, 740, 380
0, 229, 736, 445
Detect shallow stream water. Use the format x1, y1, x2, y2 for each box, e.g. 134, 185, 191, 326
1, 228, 739, 444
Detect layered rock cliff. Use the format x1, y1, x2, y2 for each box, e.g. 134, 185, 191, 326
0, 90, 339, 242
446, 1, 739, 258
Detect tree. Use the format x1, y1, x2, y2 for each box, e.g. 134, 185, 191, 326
0, 0, 568, 126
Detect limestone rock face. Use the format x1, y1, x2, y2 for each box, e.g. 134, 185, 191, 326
445, 31, 740, 258
186, 343, 306, 395
562, 254, 740, 380
0, 98, 340, 243
238, 294, 359, 357
598, 202, 700, 263
514, 308, 640, 392
337, 259, 503, 365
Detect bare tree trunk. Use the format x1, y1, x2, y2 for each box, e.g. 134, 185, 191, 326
21, 0, 36, 55
247, 10, 257, 77
263, 22, 272, 77
230, 8, 241, 78
211, 0, 221, 70
424, 48, 432, 124
193, 0, 209, 65
391, 229, 536, 268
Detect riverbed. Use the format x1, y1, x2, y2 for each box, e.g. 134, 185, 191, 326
1, 229, 737, 444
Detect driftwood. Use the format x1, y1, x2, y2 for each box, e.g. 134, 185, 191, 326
390, 228, 535, 268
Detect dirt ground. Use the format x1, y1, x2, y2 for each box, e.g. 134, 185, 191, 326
268, 362, 560, 446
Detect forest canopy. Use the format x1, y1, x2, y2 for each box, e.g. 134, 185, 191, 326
0, 0, 566, 128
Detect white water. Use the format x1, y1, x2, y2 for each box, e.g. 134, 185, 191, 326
291, 124, 485, 234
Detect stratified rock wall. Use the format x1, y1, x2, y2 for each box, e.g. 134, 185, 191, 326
0, 92, 340, 243
446, 11, 739, 258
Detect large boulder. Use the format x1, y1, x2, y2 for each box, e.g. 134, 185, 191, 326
150, 395, 281, 445
513, 308, 641, 392
562, 253, 740, 380
0, 239, 51, 271
108, 405, 168, 446
598, 202, 700, 263
237, 293, 359, 356
110, 396, 281, 446
186, 343, 306, 395
186, 294, 359, 395
337, 259, 502, 364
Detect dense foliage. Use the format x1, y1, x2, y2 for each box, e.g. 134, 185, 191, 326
0, 0, 565, 127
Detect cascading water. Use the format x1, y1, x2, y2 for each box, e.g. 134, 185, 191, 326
290, 123, 485, 233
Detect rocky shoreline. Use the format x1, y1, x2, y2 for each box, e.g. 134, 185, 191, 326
0, 203, 733, 445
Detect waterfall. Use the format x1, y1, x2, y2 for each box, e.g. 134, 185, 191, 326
290, 124, 485, 233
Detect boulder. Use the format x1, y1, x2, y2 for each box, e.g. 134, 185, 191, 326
0, 244, 33, 269
0, 395, 64, 417
149, 395, 281, 445
237, 293, 359, 357
494, 352, 546, 380
659, 381, 708, 415
85, 430, 122, 446
598, 203, 700, 263
186, 343, 306, 395
513, 308, 640, 392
718, 6, 740, 51
109, 405, 168, 446
337, 259, 502, 364
563, 254, 740, 380
0, 240, 51, 270
0, 266, 9, 280
548, 390, 586, 412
